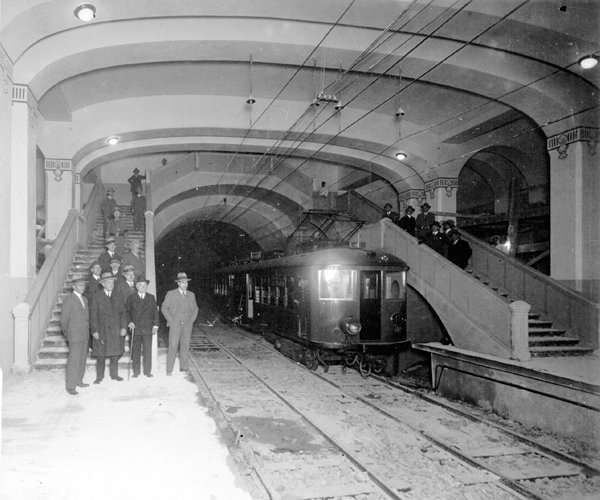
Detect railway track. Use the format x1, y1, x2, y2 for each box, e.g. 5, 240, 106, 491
189, 324, 599, 500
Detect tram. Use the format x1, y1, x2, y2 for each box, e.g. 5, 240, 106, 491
206, 247, 410, 375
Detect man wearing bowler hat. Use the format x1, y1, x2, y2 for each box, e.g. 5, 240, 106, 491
126, 277, 159, 377
398, 205, 416, 236
127, 168, 146, 208
90, 272, 127, 383
60, 274, 90, 395
161, 272, 198, 375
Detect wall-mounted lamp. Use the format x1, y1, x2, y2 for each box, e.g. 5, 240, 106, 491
395, 152, 407, 161
395, 106, 405, 118
246, 95, 256, 104
106, 136, 119, 146
246, 54, 256, 105
335, 100, 344, 111
74, 3, 96, 22
579, 55, 598, 69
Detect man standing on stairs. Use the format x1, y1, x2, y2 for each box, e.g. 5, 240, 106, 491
131, 187, 146, 232
447, 229, 472, 270
127, 168, 146, 208
98, 238, 121, 274
117, 264, 138, 354
126, 278, 159, 378
122, 240, 145, 279
100, 188, 117, 239
108, 207, 128, 256
161, 272, 198, 376
90, 273, 127, 383
85, 262, 103, 302
59, 275, 90, 395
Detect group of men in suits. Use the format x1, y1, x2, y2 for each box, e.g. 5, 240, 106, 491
382, 202, 472, 270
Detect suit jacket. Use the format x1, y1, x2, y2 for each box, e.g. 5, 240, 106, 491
84, 276, 103, 304
398, 215, 416, 236
161, 289, 198, 327
126, 293, 159, 335
132, 195, 146, 216
101, 197, 116, 219
121, 252, 146, 278
425, 231, 448, 256
116, 279, 137, 307
60, 292, 90, 343
98, 251, 122, 274
90, 290, 127, 357
382, 210, 400, 224
448, 238, 472, 269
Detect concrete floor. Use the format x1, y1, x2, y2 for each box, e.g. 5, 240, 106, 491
1, 354, 252, 500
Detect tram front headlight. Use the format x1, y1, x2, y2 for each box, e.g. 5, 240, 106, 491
340, 317, 362, 335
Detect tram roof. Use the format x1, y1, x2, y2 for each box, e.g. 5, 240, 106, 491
216, 247, 408, 274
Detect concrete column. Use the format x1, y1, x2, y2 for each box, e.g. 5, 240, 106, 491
12, 303, 31, 373
509, 300, 531, 361
0, 39, 15, 375
145, 210, 158, 369
425, 178, 458, 222
547, 128, 600, 284
45, 159, 73, 240
10, 84, 38, 289
398, 189, 425, 213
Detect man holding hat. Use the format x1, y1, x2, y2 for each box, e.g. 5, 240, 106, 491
90, 272, 128, 383
127, 168, 146, 208
100, 187, 117, 239
98, 237, 121, 274
161, 272, 198, 375
398, 205, 416, 236
126, 277, 159, 377
60, 274, 90, 395
416, 202, 435, 241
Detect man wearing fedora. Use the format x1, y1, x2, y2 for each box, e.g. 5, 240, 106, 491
416, 202, 435, 241
127, 168, 146, 208
60, 274, 90, 395
122, 239, 145, 279
90, 272, 128, 383
131, 187, 146, 231
100, 187, 117, 239
161, 272, 198, 375
108, 207, 128, 256
126, 277, 159, 378
398, 205, 416, 236
98, 237, 122, 274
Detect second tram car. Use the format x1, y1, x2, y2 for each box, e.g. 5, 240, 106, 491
207, 247, 409, 375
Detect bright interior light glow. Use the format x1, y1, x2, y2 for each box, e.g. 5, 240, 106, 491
74, 4, 96, 22
106, 136, 119, 146
579, 55, 598, 69
395, 152, 407, 161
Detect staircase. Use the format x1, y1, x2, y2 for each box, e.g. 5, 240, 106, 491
33, 206, 145, 370
467, 270, 593, 357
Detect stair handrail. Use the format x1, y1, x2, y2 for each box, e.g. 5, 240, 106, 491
353, 220, 531, 360
12, 181, 105, 372
336, 190, 385, 223
79, 180, 105, 249
460, 230, 600, 350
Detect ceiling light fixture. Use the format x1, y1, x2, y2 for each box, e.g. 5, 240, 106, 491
74, 3, 96, 22
106, 136, 119, 146
579, 55, 598, 69
395, 152, 407, 161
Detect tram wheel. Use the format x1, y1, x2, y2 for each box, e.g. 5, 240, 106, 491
372, 363, 384, 374
358, 360, 371, 378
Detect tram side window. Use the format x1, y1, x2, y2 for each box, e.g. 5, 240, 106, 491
361, 271, 380, 300
318, 269, 356, 300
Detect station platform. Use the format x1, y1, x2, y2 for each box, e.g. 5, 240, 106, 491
414, 343, 600, 443
1, 352, 252, 500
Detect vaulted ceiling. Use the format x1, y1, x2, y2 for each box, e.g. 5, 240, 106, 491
2, 0, 598, 249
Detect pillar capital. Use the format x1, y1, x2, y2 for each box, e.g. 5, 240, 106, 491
424, 177, 459, 199
547, 126, 599, 159
44, 158, 72, 183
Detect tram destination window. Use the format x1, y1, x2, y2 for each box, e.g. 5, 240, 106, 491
385, 272, 406, 300
318, 268, 356, 300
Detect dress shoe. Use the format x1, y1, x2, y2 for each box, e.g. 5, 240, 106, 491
93, 378, 103, 384
166, 371, 172, 376
77, 382, 89, 388
111, 376, 124, 382
66, 389, 78, 395
180, 368, 189, 372
144, 373, 154, 378
132, 373, 140, 378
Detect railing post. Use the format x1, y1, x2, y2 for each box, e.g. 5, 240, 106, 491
12, 302, 32, 373
510, 300, 531, 361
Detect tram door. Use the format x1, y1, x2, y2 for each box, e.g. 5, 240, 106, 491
246, 274, 254, 319
381, 271, 406, 342
359, 271, 381, 341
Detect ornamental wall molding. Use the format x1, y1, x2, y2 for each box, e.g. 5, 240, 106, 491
45, 159, 72, 182
12, 84, 38, 110
0, 44, 12, 95
424, 178, 459, 199
547, 127, 599, 159
398, 189, 425, 209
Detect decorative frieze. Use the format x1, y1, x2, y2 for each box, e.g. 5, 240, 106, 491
398, 189, 425, 210
547, 127, 599, 159
45, 159, 72, 182
424, 178, 459, 199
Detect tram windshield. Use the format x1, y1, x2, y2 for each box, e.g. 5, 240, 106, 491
318, 268, 356, 300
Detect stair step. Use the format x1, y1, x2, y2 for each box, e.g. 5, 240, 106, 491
528, 327, 566, 336
528, 319, 553, 328
529, 345, 595, 357
528, 312, 541, 320
528, 335, 579, 347
33, 355, 133, 370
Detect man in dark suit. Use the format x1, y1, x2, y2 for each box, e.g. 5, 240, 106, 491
90, 272, 127, 383
98, 237, 121, 274
381, 202, 399, 224
60, 275, 90, 395
398, 205, 416, 236
161, 272, 198, 375
447, 229, 472, 270
424, 221, 448, 256
126, 278, 159, 377
100, 188, 117, 239
85, 261, 103, 303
